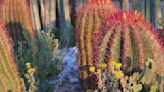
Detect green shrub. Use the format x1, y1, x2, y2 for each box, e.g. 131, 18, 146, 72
16, 29, 62, 92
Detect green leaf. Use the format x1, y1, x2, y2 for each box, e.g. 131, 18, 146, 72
133, 84, 143, 92
150, 81, 159, 92
145, 59, 156, 72
142, 69, 153, 84
142, 59, 156, 84
132, 72, 141, 82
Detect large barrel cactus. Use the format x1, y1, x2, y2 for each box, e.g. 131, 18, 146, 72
94, 11, 164, 76
0, 0, 35, 45
76, 0, 117, 89
0, 20, 23, 92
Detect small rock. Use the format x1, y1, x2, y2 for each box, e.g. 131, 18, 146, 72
69, 78, 79, 83
58, 47, 79, 79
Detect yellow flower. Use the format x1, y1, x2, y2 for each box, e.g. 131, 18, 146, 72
109, 61, 117, 66
101, 63, 107, 68
125, 76, 129, 80
26, 63, 31, 66
109, 60, 122, 69
115, 63, 122, 68
115, 70, 124, 79
89, 66, 95, 72
97, 69, 102, 75
27, 68, 35, 74
26, 63, 31, 69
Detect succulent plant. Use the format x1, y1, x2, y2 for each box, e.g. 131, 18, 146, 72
120, 74, 143, 92
158, 18, 164, 26
94, 11, 164, 76
141, 58, 156, 84
0, 0, 35, 45
117, 60, 161, 92
0, 20, 23, 92
76, 0, 117, 89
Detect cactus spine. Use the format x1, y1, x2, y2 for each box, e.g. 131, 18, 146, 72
0, 20, 23, 92
76, 0, 117, 89
95, 11, 164, 75
0, 0, 35, 45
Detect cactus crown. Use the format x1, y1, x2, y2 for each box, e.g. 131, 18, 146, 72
105, 11, 163, 51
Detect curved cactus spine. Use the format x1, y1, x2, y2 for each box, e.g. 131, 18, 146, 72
0, 0, 35, 44
0, 20, 23, 92
95, 11, 164, 76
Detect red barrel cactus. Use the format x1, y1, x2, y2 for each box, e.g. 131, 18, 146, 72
0, 0, 35, 45
0, 20, 23, 92
94, 11, 164, 76
76, 0, 118, 89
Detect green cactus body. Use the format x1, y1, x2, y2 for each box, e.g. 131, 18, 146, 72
95, 11, 164, 75
0, 21, 23, 92
0, 0, 35, 44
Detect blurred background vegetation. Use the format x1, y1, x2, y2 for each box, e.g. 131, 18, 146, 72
28, 0, 164, 48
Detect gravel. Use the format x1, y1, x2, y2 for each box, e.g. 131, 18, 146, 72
52, 47, 84, 92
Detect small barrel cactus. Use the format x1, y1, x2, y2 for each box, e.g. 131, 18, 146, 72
94, 11, 164, 76
0, 0, 35, 45
0, 20, 23, 92
76, 0, 117, 89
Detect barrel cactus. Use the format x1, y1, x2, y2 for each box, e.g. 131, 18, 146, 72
76, 0, 117, 89
0, 0, 35, 46
94, 11, 164, 76
0, 20, 23, 92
